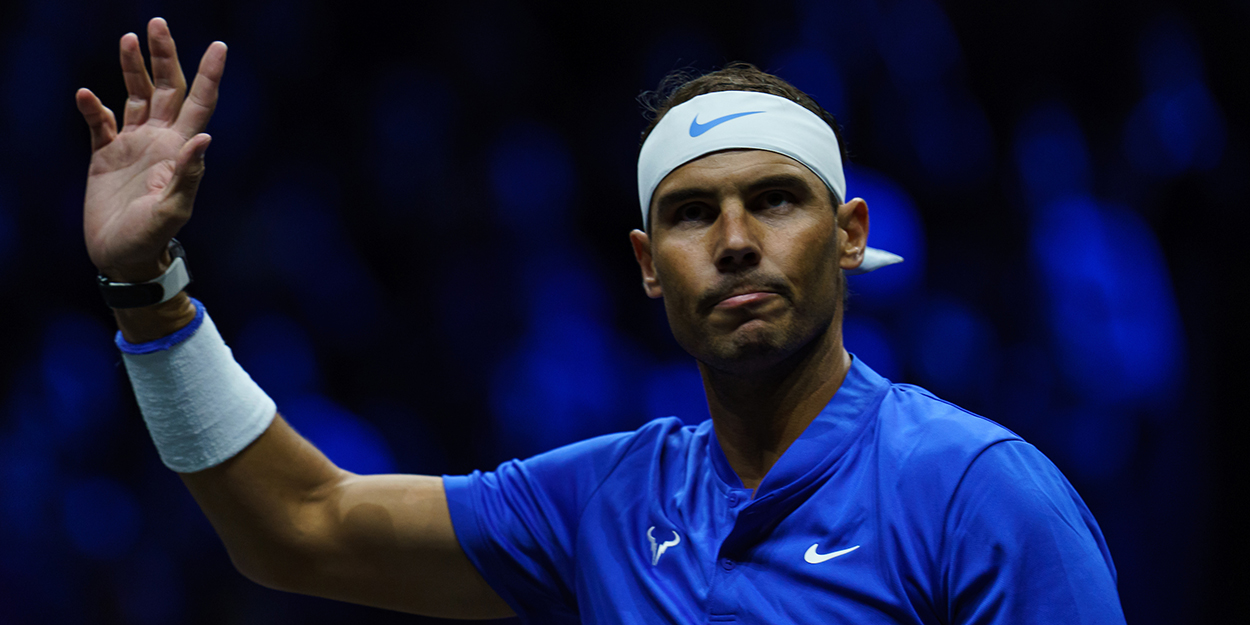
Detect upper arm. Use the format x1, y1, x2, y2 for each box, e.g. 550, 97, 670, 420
944, 441, 1125, 625
295, 472, 514, 619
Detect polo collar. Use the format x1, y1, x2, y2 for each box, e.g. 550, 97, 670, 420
707, 355, 891, 545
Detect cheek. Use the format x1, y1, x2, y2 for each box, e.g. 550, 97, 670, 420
653, 244, 703, 299
783, 221, 839, 270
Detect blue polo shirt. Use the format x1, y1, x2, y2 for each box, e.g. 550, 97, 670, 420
443, 357, 1125, 624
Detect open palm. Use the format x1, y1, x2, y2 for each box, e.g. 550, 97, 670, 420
78, 18, 225, 283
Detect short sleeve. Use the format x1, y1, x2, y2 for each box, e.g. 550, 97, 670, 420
443, 427, 652, 624
944, 440, 1127, 624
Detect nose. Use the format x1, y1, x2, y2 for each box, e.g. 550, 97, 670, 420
714, 204, 761, 272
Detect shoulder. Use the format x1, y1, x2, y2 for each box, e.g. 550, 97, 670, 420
869, 383, 1106, 554
519, 416, 698, 473
454, 417, 700, 498
873, 382, 1023, 475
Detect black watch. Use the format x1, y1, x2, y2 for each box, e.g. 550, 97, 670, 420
97, 239, 193, 309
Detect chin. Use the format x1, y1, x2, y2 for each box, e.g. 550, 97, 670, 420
692, 323, 802, 374
687, 309, 841, 375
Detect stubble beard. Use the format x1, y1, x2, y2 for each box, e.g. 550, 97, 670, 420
670, 270, 844, 377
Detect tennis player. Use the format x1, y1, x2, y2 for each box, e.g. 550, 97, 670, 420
79, 18, 1126, 623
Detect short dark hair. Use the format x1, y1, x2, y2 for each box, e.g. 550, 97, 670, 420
637, 62, 851, 166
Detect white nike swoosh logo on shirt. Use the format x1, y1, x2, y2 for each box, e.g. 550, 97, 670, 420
804, 544, 860, 564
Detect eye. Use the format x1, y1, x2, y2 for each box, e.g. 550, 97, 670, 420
762, 190, 793, 209
676, 203, 709, 222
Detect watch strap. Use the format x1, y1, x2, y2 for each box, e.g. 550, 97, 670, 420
97, 239, 193, 309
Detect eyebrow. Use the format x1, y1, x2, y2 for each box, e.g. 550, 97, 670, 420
654, 173, 817, 215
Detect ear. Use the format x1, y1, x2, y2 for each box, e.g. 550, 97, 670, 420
837, 198, 870, 272
629, 229, 663, 299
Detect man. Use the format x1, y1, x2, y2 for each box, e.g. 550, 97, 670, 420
79, 18, 1125, 624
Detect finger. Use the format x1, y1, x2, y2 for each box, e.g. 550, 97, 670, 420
76, 88, 119, 151
147, 17, 188, 123
162, 133, 212, 207
173, 42, 227, 139
119, 32, 154, 128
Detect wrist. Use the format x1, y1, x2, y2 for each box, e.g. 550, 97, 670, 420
98, 239, 191, 309
114, 292, 199, 344
99, 247, 174, 283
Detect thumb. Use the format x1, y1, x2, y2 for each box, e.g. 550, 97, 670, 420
165, 133, 212, 203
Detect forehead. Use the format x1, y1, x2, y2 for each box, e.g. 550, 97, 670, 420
652, 149, 827, 205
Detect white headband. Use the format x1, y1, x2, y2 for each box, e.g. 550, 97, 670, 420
637, 90, 902, 274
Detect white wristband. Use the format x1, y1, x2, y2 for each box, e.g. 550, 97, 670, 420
118, 298, 276, 472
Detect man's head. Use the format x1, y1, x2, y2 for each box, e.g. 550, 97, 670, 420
629, 65, 882, 374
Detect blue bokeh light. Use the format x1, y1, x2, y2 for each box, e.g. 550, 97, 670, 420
490, 247, 641, 457
1013, 102, 1091, 209
520, 246, 610, 324
844, 166, 926, 304
1137, 13, 1205, 93
843, 314, 901, 382
61, 476, 141, 560
232, 312, 319, 403
281, 394, 397, 475
875, 0, 962, 94
1123, 82, 1225, 176
907, 295, 998, 401
768, 46, 848, 124
489, 122, 576, 235
39, 312, 119, 442
491, 313, 637, 458
1029, 196, 1184, 407
643, 360, 707, 426
1125, 15, 1224, 175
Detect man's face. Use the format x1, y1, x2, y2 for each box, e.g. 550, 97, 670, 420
630, 149, 868, 374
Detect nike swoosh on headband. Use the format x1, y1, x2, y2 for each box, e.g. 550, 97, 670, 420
688, 111, 765, 137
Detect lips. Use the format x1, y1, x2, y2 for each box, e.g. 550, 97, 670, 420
700, 278, 790, 312
715, 291, 778, 309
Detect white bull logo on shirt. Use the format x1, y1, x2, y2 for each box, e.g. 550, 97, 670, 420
647, 526, 681, 565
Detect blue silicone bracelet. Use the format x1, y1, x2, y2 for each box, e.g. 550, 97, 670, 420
114, 297, 207, 355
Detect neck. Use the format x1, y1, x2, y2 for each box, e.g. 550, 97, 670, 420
701, 322, 852, 492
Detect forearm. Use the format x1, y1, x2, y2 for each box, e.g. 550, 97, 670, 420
114, 296, 332, 578
117, 302, 508, 617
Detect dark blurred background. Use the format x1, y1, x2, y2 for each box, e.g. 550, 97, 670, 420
1, 0, 1246, 622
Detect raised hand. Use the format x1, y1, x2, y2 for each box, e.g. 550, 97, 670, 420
78, 18, 226, 283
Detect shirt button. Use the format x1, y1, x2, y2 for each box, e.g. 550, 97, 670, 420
727, 493, 739, 506
721, 558, 735, 571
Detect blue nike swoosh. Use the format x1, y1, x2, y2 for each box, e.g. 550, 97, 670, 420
689, 111, 764, 137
